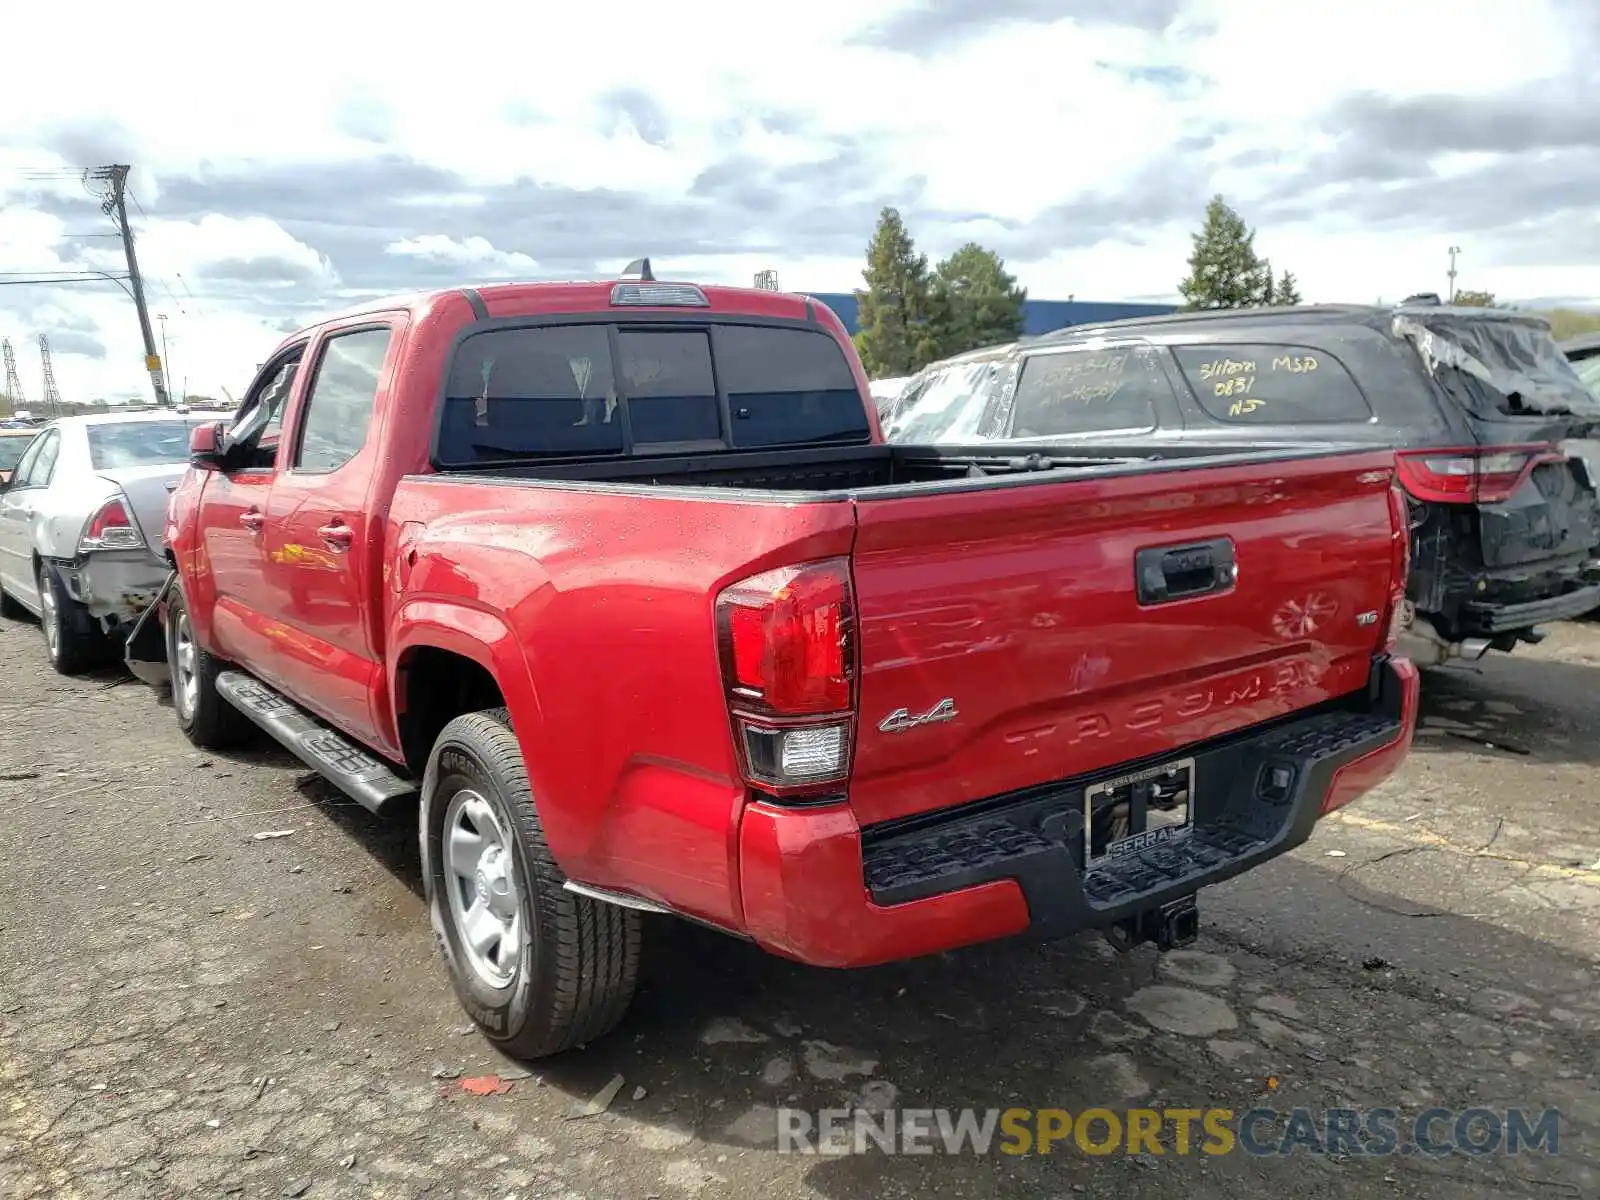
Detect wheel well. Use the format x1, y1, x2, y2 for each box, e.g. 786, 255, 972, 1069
396, 646, 507, 776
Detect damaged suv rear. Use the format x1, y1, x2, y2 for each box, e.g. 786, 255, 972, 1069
1390, 304, 1600, 662
881, 301, 1600, 666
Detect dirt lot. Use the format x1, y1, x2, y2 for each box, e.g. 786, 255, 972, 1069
1, 616, 1596, 1200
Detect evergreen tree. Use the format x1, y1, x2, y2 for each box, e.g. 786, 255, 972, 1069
1270, 270, 1303, 306
1178, 195, 1274, 310
929, 243, 1028, 357
853, 207, 939, 377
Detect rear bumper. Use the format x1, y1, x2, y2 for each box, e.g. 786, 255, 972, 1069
737, 655, 1419, 968
1459, 583, 1600, 633
61, 550, 170, 625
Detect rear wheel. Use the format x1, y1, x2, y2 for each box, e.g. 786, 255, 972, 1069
423, 708, 641, 1059
37, 562, 109, 676
165, 584, 251, 749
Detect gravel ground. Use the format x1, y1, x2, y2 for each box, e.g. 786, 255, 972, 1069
1, 613, 1596, 1200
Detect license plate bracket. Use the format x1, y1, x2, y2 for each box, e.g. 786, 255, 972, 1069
1083, 757, 1195, 869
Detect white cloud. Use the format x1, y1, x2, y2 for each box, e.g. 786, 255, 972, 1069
386, 235, 538, 276
0, 0, 1592, 404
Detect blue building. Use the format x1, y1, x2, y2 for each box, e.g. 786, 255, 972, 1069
807, 293, 1179, 338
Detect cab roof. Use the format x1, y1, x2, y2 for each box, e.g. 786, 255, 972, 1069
278, 276, 840, 346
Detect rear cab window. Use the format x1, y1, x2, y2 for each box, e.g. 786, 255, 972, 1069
1007, 347, 1166, 437
436, 322, 870, 467
1171, 344, 1373, 424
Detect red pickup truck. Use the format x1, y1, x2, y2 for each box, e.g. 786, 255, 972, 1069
136, 266, 1419, 1058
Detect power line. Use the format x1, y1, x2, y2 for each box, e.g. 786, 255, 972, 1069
0, 276, 133, 287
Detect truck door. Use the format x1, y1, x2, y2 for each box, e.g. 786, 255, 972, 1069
260, 319, 399, 751
197, 348, 305, 677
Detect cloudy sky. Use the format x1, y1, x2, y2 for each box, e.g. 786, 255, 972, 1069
0, 0, 1594, 403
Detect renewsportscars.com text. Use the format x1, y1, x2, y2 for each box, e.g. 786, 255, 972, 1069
777, 1106, 1562, 1158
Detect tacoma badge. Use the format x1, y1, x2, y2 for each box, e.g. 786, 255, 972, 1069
878, 698, 959, 733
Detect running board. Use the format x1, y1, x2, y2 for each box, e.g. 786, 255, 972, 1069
214, 671, 418, 814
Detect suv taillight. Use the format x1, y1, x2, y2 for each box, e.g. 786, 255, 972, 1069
1394, 445, 1555, 505
715, 558, 856, 796
78, 496, 143, 552
1383, 480, 1412, 654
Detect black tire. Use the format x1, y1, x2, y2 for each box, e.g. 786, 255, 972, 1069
422, 708, 641, 1059
37, 561, 109, 676
0, 586, 26, 620
165, 583, 251, 749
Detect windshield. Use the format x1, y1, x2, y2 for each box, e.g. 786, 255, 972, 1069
0, 437, 31, 471
88, 421, 204, 469
884, 361, 1007, 442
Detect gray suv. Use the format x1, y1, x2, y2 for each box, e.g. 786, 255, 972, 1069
883, 301, 1600, 667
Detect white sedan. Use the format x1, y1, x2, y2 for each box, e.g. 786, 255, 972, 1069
0, 410, 212, 674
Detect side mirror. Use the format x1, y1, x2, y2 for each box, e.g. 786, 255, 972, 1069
190, 422, 224, 470
0, 474, 11, 493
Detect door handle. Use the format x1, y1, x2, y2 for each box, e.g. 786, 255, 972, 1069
317, 521, 354, 550
1135, 538, 1237, 605
239, 510, 264, 532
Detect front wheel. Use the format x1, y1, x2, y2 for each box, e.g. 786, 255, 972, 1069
422, 708, 641, 1059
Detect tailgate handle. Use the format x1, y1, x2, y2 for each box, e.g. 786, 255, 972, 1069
1135, 538, 1236, 605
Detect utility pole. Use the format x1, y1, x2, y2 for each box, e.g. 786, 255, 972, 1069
90, 165, 169, 407
158, 313, 174, 403
1447, 245, 1461, 303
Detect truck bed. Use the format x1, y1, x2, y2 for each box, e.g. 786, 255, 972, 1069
427, 439, 1381, 497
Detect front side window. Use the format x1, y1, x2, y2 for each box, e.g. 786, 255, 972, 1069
1172, 343, 1372, 424
294, 328, 393, 473
24, 430, 60, 488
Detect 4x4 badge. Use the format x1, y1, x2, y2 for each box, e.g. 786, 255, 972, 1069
878, 698, 959, 733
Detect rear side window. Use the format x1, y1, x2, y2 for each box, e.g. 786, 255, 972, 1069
88, 421, 199, 469
436, 322, 870, 466
717, 326, 869, 447
1173, 344, 1372, 424
1009, 348, 1165, 436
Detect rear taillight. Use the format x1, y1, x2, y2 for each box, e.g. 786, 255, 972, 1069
78, 496, 143, 552
1383, 480, 1412, 654
716, 558, 856, 796
1394, 445, 1554, 505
